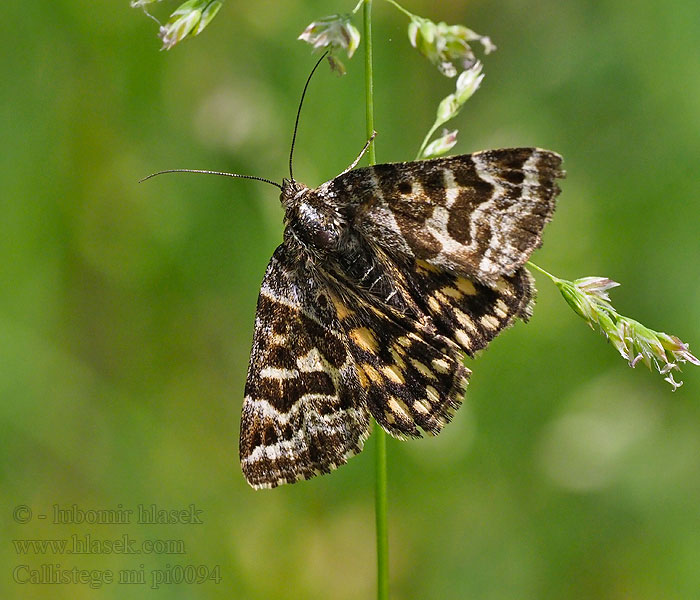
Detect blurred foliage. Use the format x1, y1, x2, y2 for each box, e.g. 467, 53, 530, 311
1, 1, 699, 599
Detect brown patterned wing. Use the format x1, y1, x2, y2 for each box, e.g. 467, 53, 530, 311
316, 239, 534, 439
323, 148, 564, 287
323, 253, 533, 440
327, 263, 536, 440
329, 281, 471, 440
239, 244, 370, 489
407, 260, 536, 357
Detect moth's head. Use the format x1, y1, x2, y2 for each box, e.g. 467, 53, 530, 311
280, 178, 309, 207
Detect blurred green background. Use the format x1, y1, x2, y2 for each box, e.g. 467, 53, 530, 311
2, 1, 699, 598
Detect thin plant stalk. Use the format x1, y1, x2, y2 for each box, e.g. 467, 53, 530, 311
526, 260, 556, 281
374, 425, 389, 600
364, 1, 377, 166
417, 120, 442, 159
363, 3, 389, 599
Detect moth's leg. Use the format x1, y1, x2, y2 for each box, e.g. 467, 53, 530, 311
339, 131, 378, 176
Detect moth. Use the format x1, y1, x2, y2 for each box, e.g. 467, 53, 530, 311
144, 58, 564, 489
239, 143, 563, 488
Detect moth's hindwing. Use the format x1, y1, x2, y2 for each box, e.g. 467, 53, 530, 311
328, 281, 471, 439
327, 147, 564, 286
325, 253, 534, 440
407, 260, 536, 356
239, 245, 370, 489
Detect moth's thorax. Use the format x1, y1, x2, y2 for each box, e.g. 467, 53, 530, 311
282, 180, 347, 253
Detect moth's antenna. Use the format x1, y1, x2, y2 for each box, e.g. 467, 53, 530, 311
289, 52, 329, 182
139, 169, 283, 190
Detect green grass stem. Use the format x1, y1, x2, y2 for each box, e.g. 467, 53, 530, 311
363, 3, 388, 599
